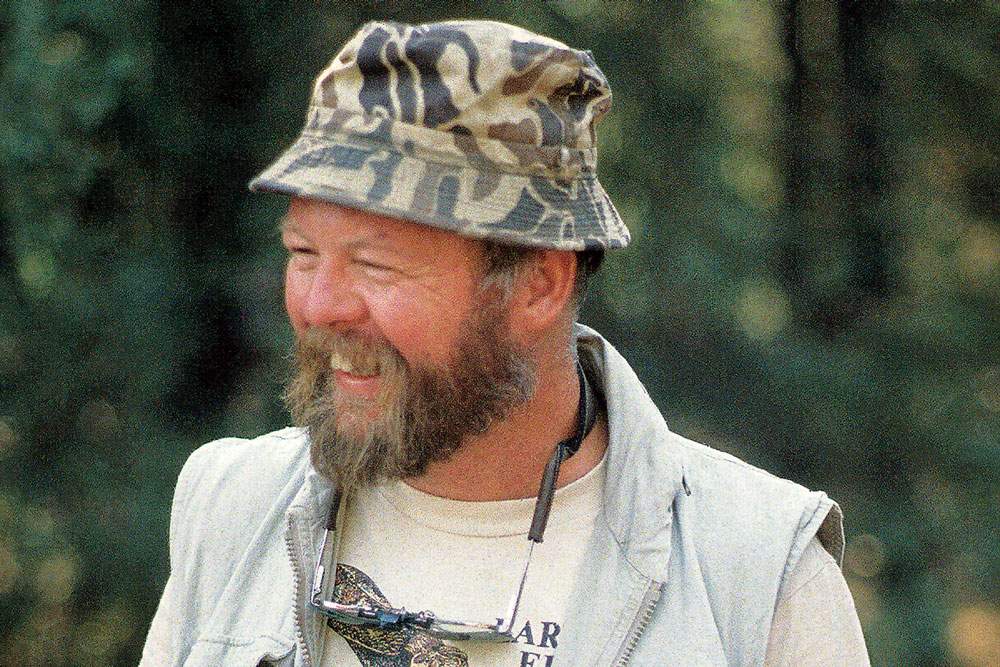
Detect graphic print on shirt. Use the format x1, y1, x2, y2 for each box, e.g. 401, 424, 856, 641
329, 563, 469, 666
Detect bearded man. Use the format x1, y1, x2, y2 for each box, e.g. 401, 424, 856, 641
141, 20, 870, 667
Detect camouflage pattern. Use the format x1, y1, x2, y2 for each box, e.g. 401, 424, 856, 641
250, 20, 630, 250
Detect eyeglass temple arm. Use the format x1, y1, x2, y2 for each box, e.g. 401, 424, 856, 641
313, 490, 344, 603
528, 451, 562, 543
528, 361, 589, 543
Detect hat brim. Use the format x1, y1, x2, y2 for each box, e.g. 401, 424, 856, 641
249, 130, 629, 251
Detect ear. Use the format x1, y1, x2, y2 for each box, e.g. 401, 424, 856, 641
507, 250, 577, 336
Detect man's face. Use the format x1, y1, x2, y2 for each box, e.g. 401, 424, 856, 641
281, 198, 536, 489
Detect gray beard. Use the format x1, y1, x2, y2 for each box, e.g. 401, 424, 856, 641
284, 305, 537, 491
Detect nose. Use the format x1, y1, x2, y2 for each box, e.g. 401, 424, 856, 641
287, 258, 367, 331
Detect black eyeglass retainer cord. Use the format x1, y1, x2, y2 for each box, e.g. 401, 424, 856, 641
528, 360, 594, 543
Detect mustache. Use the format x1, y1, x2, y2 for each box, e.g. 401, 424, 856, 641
294, 327, 402, 376
284, 327, 408, 411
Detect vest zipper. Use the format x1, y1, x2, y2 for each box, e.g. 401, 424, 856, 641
285, 517, 315, 667
611, 580, 663, 666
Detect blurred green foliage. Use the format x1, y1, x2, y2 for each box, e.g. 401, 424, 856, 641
1, 0, 998, 664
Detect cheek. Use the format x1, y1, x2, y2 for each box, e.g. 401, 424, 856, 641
366, 298, 468, 365
365, 298, 423, 350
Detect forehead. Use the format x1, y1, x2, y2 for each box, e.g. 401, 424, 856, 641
283, 198, 484, 263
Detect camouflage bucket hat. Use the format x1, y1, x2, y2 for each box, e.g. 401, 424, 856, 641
250, 20, 630, 250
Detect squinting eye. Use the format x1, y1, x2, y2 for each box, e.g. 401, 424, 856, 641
284, 243, 316, 257
358, 263, 398, 280
354, 256, 397, 273
284, 246, 318, 270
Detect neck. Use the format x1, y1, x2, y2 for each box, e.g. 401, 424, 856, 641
404, 352, 607, 501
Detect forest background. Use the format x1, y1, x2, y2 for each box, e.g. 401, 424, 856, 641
1, 0, 998, 665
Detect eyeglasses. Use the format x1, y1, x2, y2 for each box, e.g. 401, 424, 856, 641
309, 362, 595, 642
309, 488, 536, 641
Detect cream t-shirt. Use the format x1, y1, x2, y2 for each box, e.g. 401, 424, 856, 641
320, 457, 605, 666
319, 457, 868, 666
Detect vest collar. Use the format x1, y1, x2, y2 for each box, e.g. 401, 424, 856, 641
575, 324, 687, 582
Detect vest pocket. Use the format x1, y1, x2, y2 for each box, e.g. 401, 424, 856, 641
185, 637, 294, 666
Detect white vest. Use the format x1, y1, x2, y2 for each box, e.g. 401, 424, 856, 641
141, 326, 842, 666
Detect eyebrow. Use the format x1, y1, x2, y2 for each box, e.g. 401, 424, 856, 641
279, 219, 397, 253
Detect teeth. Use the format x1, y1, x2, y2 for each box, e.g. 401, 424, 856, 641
330, 350, 378, 377
330, 351, 351, 373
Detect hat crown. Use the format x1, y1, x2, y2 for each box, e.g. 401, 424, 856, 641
250, 20, 630, 251
313, 21, 611, 151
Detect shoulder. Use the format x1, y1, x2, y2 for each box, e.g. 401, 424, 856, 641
176, 426, 310, 505
169, 427, 314, 553
676, 433, 815, 506
183, 425, 309, 474
673, 432, 843, 563
666, 431, 845, 606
